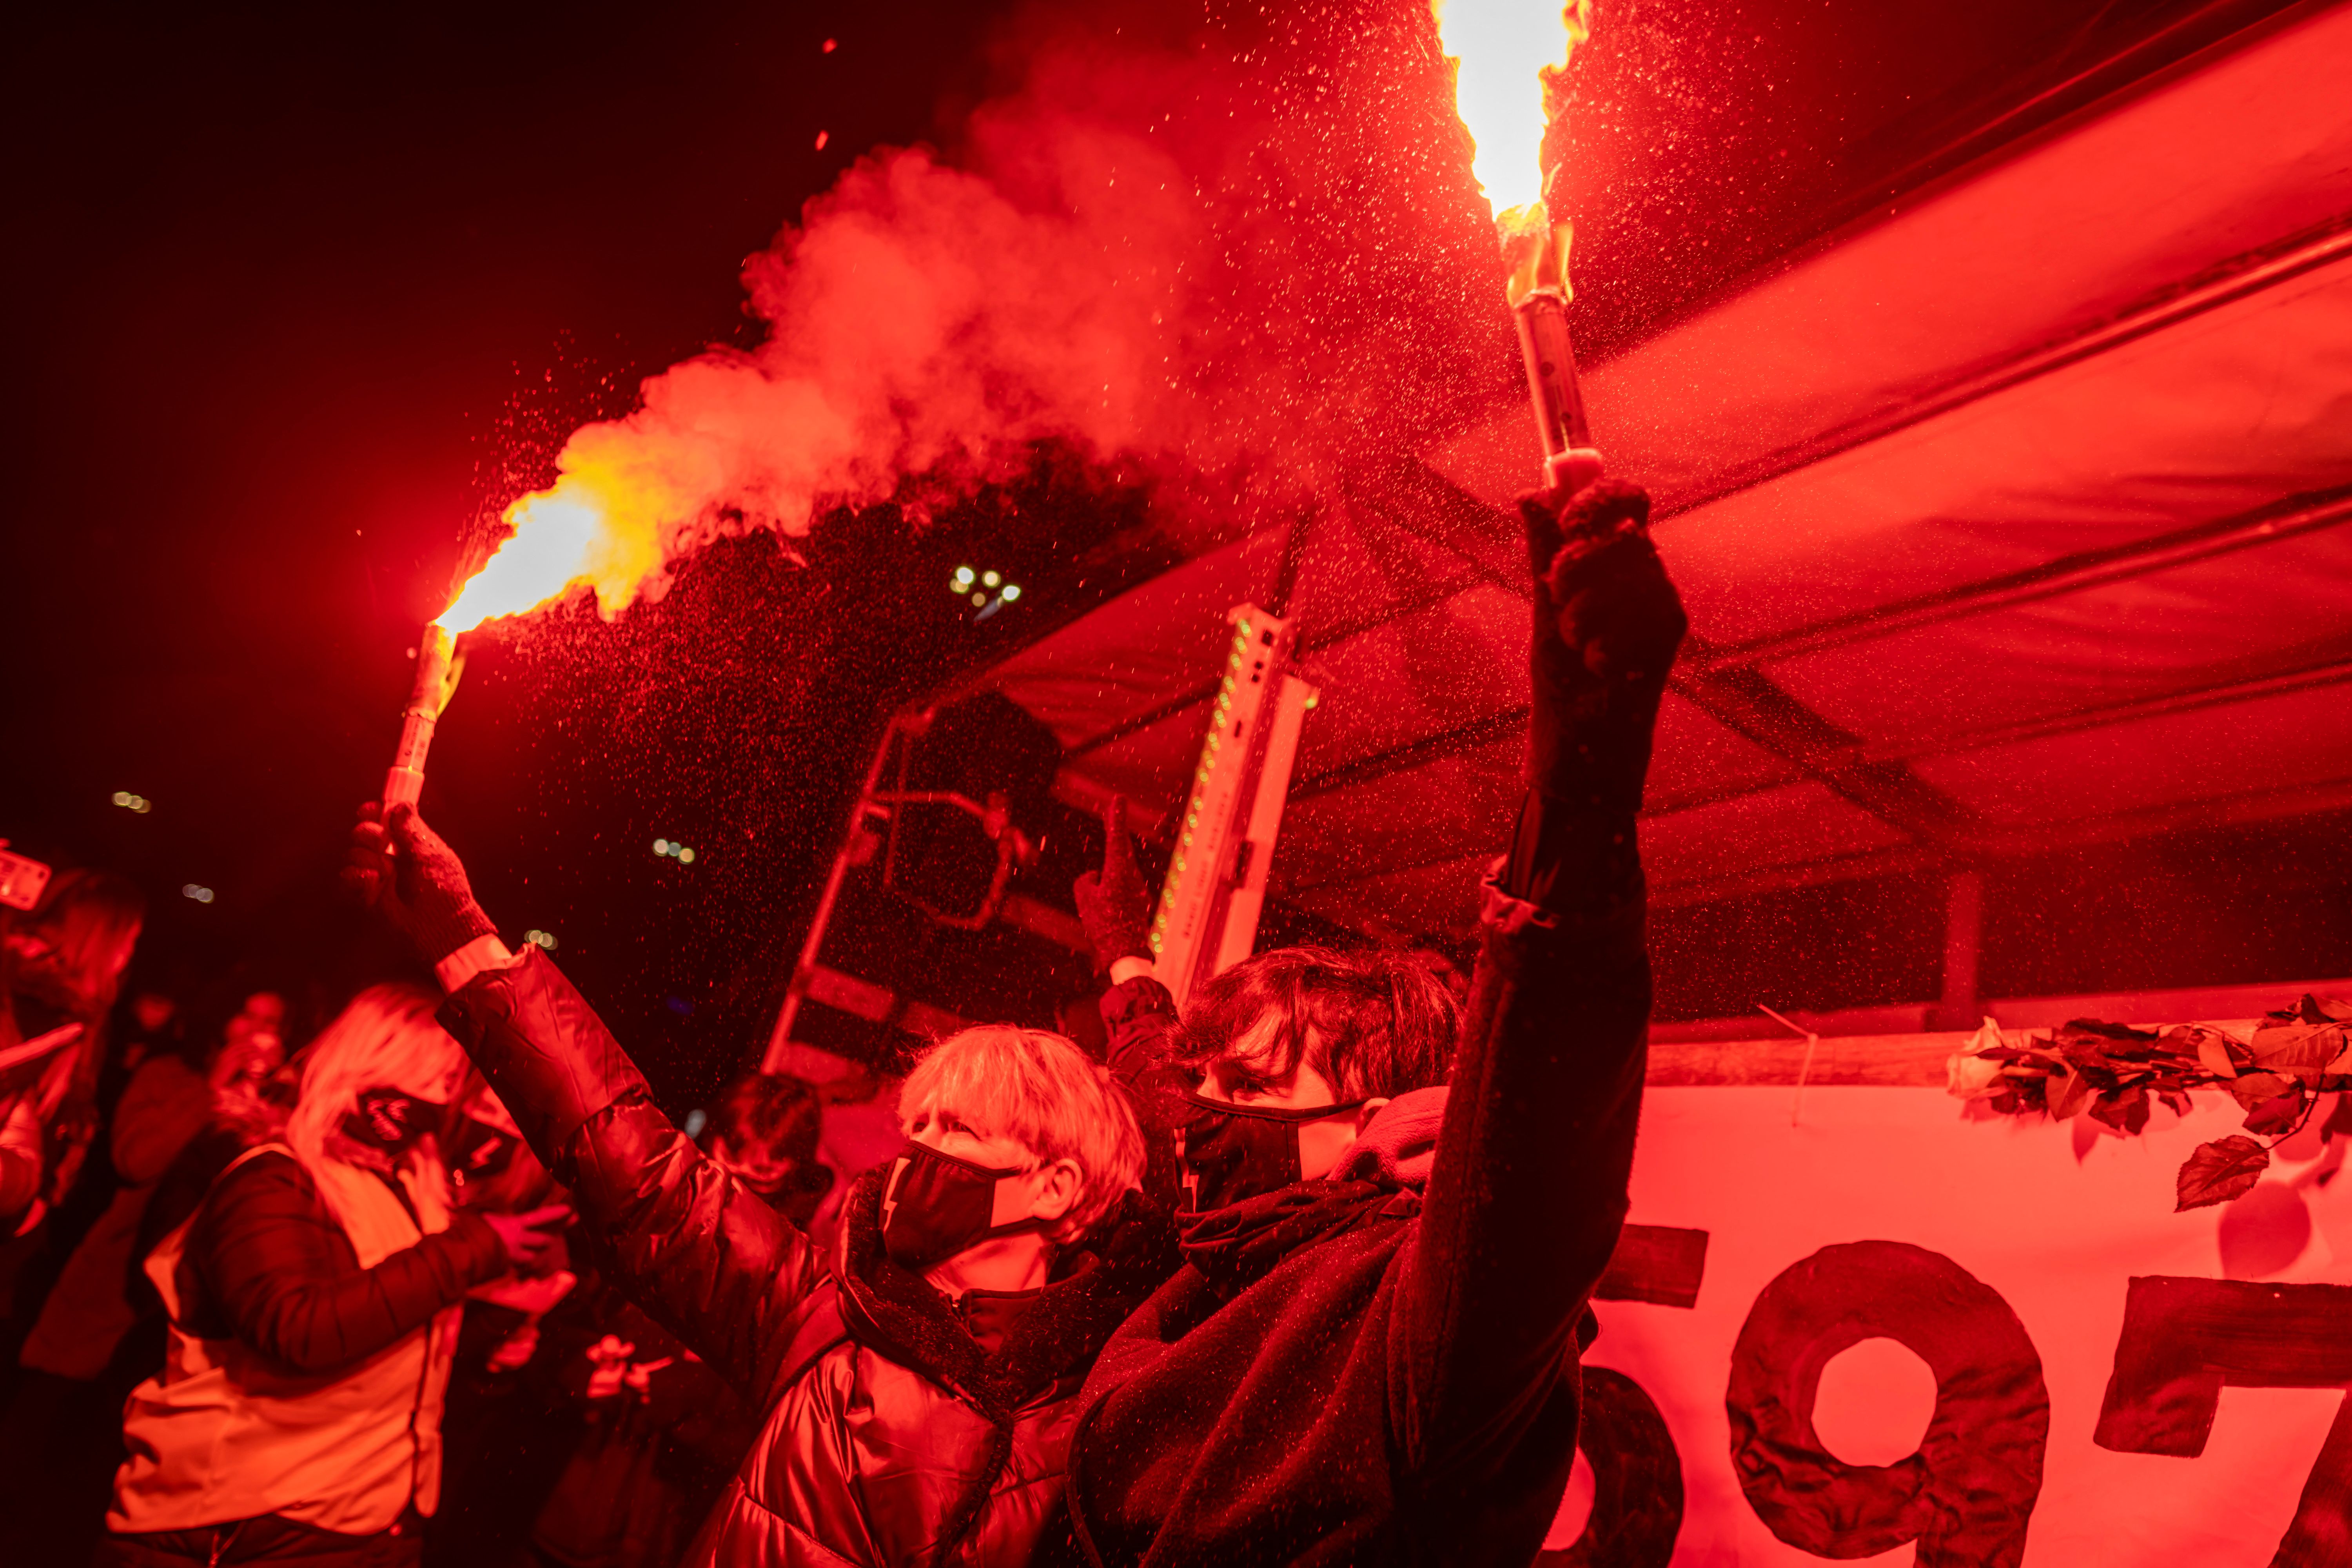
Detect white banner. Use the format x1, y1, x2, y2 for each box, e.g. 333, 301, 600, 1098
1543, 1086, 2352, 1566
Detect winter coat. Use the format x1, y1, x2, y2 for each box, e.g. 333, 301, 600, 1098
437, 950, 1178, 1568
1056, 858, 1651, 1568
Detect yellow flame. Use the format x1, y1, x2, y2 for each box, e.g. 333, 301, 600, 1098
436, 459, 668, 634
1434, 0, 1591, 299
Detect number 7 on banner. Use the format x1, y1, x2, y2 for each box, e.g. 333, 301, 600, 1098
2094, 1275, 2352, 1566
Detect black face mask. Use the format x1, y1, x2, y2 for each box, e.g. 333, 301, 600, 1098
343, 1087, 446, 1156
1178, 1092, 1367, 1214
881, 1143, 1038, 1272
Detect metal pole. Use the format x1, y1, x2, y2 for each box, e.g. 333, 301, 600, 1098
1935, 869, 1986, 1031
761, 715, 903, 1072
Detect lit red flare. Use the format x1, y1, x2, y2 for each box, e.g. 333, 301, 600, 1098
1434, 0, 1601, 486
1434, 0, 1591, 250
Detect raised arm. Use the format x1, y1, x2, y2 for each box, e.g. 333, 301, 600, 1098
1076, 799, 1192, 1208
1397, 477, 1685, 1477
348, 805, 830, 1398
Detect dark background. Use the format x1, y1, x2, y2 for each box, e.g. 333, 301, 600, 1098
4, 0, 2341, 1102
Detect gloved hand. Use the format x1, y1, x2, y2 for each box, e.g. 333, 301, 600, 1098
483, 1201, 573, 1275
343, 802, 499, 966
1516, 477, 1688, 815
1072, 797, 1153, 976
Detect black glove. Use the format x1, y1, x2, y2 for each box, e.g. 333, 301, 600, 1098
1516, 477, 1687, 816
344, 802, 499, 966
1072, 797, 1153, 976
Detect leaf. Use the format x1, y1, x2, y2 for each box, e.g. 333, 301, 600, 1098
2250, 1022, 2350, 1075
2056, 1043, 2121, 1078
2167, 1025, 2251, 1081
2299, 995, 2352, 1025
2325, 1095, 2352, 1144
2064, 1017, 2161, 1043
2047, 1065, 2096, 1121
2090, 1083, 2150, 1136
2244, 1087, 2308, 1138
2176, 1136, 2271, 1212
2231, 1070, 2291, 1111
2159, 1089, 2193, 1118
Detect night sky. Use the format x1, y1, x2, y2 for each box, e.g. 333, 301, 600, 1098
4, 0, 2325, 1098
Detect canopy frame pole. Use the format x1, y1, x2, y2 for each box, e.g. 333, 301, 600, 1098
1933, 869, 1988, 1032
762, 712, 912, 1072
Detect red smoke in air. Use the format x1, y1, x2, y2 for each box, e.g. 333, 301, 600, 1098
493, 5, 1509, 620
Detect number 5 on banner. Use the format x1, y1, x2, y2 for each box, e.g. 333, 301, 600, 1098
2095, 1275, 2352, 1566
1536, 1225, 1711, 1568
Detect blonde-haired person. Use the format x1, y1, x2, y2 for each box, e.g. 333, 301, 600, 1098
345, 804, 1177, 1568
98, 983, 567, 1568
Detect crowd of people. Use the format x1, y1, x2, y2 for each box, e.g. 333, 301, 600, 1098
0, 474, 1686, 1565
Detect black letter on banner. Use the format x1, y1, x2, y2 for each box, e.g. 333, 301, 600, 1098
1726, 1240, 2048, 1566
1538, 1368, 1684, 1568
2094, 1275, 2352, 1567
1537, 1225, 1710, 1567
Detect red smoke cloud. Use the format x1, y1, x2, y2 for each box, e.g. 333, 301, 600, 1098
485, 4, 1510, 622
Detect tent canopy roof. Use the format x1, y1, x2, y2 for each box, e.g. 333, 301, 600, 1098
980, 2, 2352, 944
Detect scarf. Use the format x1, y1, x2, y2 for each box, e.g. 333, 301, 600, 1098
1177, 1085, 1451, 1295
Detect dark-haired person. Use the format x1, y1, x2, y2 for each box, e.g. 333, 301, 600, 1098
702, 1069, 834, 1230
1057, 476, 1685, 1566
341, 813, 1178, 1568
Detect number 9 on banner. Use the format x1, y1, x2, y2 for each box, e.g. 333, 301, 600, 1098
1726, 1240, 2051, 1566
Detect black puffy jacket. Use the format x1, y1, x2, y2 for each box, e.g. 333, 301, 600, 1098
439, 953, 1175, 1568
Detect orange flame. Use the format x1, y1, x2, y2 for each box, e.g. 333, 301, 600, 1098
435, 462, 668, 635
1434, 0, 1591, 302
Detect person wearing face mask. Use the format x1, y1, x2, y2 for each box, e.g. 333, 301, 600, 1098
1054, 476, 1686, 1566
340, 807, 1178, 1568
703, 1069, 833, 1231
98, 983, 569, 1568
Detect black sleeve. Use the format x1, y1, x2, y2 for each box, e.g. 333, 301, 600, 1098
191, 1151, 509, 1374
1393, 809, 1649, 1475
1096, 976, 1192, 1211
1392, 481, 1677, 1482
439, 951, 829, 1399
